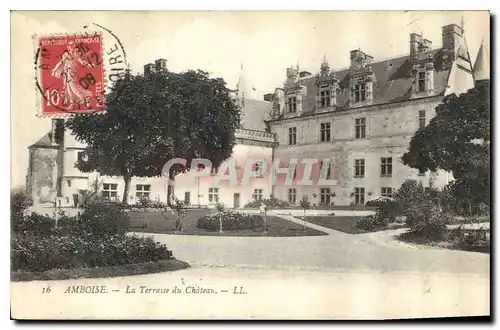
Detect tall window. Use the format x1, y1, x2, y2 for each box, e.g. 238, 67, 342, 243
253, 189, 263, 201
355, 118, 366, 139
320, 122, 331, 142
418, 71, 426, 92
419, 110, 426, 128
252, 161, 264, 177
381, 187, 393, 198
208, 188, 219, 203
320, 90, 331, 107
287, 96, 297, 113
354, 187, 365, 205
136, 184, 151, 199
184, 191, 191, 205
288, 127, 297, 145
288, 188, 297, 204
103, 183, 118, 200
354, 159, 365, 178
354, 83, 366, 102
380, 157, 393, 177
320, 188, 331, 205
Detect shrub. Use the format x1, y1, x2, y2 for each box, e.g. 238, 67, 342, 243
394, 180, 426, 214
244, 197, 289, 209
11, 233, 173, 272
12, 213, 55, 236
11, 189, 32, 223
365, 197, 398, 221
197, 211, 264, 231
355, 215, 389, 231
79, 201, 130, 236
405, 201, 451, 239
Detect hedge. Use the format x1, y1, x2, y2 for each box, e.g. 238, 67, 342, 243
197, 211, 264, 231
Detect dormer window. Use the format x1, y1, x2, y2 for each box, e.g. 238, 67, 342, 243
418, 72, 426, 92
354, 83, 366, 102
320, 90, 331, 108
287, 96, 297, 113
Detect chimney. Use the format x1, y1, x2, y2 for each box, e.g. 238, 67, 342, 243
155, 58, 167, 72
410, 33, 422, 57
144, 63, 155, 75
442, 24, 463, 66
51, 118, 65, 145
299, 71, 311, 78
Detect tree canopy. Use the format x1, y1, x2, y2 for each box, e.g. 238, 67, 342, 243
402, 81, 490, 206
66, 69, 241, 204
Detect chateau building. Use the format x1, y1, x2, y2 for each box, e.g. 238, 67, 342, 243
26, 21, 489, 208
264, 22, 486, 207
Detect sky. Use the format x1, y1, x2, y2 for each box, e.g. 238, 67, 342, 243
10, 10, 490, 187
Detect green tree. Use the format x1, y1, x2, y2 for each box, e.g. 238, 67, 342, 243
66, 70, 241, 204
402, 81, 490, 207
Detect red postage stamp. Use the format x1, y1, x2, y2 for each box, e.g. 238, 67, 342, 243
37, 34, 105, 115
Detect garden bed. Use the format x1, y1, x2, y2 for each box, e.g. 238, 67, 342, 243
396, 229, 490, 254
296, 215, 404, 234
129, 210, 326, 237
11, 258, 190, 282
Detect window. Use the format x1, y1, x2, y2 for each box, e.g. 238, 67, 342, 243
419, 110, 426, 128
320, 122, 331, 142
320, 90, 331, 107
288, 188, 297, 204
184, 192, 191, 205
320, 161, 332, 179
320, 188, 331, 205
287, 96, 297, 113
354, 83, 366, 102
252, 161, 264, 177
355, 118, 366, 139
418, 169, 426, 176
77, 151, 85, 162
136, 184, 151, 199
380, 157, 393, 177
418, 72, 426, 92
354, 159, 365, 178
208, 188, 219, 203
211, 166, 218, 174
288, 127, 297, 145
381, 187, 393, 198
103, 183, 118, 200
253, 189, 263, 201
354, 187, 365, 205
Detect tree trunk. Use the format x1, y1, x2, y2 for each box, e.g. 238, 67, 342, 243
167, 168, 175, 206
122, 172, 132, 205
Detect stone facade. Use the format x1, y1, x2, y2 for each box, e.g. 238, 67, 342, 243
265, 22, 476, 207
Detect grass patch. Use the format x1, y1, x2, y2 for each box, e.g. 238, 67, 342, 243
298, 216, 405, 234
11, 258, 190, 282
129, 210, 326, 237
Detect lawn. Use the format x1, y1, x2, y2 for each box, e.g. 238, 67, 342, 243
128, 209, 327, 237
297, 216, 367, 234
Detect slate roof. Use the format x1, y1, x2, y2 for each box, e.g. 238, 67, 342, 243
240, 98, 272, 132
282, 48, 450, 117
28, 133, 56, 149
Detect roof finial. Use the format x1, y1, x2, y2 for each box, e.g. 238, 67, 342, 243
296, 61, 300, 71
323, 54, 327, 64
461, 13, 465, 31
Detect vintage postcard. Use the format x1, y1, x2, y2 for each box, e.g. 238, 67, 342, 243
10, 10, 490, 320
